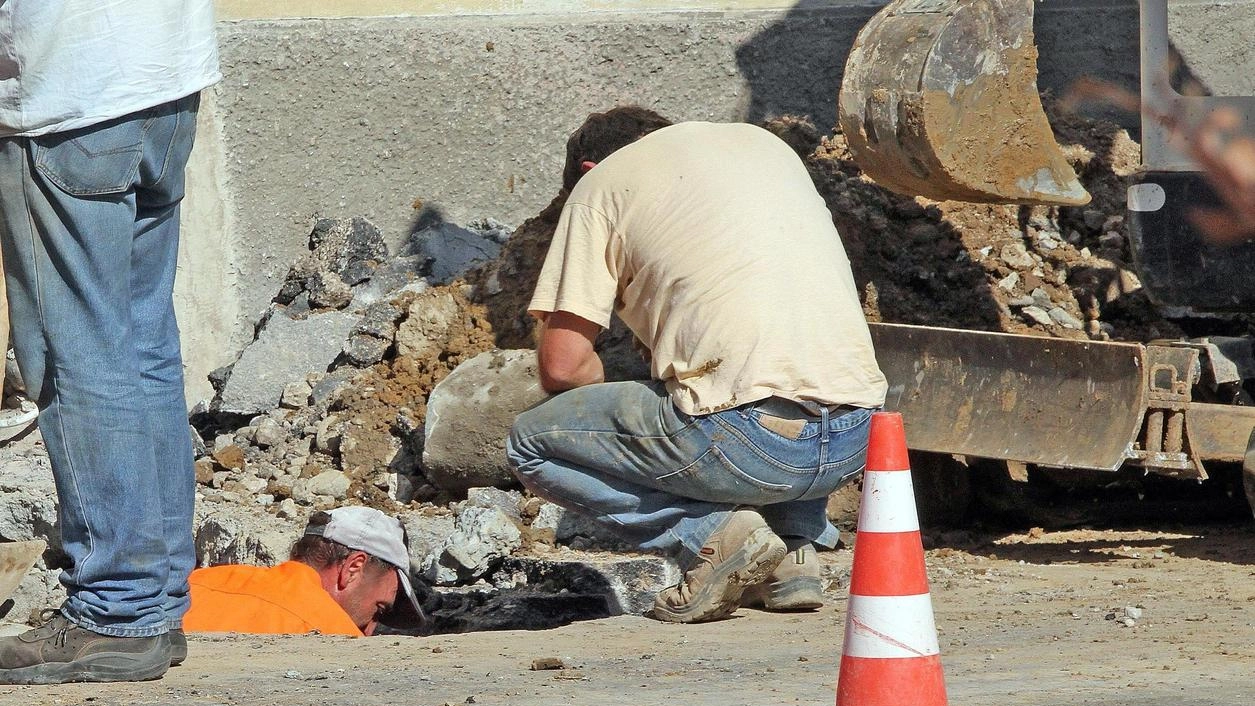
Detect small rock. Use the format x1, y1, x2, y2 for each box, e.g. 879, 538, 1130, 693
280, 379, 313, 409
530, 657, 565, 671
275, 498, 299, 519
254, 418, 286, 448
1000, 243, 1035, 270
212, 445, 246, 471
1124, 606, 1144, 620
194, 459, 216, 485
240, 476, 268, 495
307, 271, 353, 309
1030, 287, 1053, 309
997, 272, 1020, 293
305, 470, 351, 500
343, 333, 391, 367
1119, 269, 1142, 294
1021, 306, 1054, 327
1048, 307, 1084, 330
1099, 231, 1125, 248
1008, 295, 1035, 308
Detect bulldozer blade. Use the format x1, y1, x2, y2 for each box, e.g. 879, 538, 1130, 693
871, 323, 1146, 471
838, 0, 1090, 206
0, 539, 45, 607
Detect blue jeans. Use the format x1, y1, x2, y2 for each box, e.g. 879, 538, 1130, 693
0, 95, 200, 637
507, 380, 872, 567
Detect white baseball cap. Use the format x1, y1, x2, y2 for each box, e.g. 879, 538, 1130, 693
304, 506, 425, 623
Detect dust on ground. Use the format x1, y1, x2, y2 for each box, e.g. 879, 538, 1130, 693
5, 523, 1248, 706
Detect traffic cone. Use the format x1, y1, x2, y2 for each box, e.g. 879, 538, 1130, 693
836, 412, 947, 706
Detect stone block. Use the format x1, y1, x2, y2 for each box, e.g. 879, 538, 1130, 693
215, 308, 359, 415
422, 349, 551, 492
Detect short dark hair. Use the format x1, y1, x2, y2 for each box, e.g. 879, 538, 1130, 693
290, 511, 390, 573
562, 106, 673, 192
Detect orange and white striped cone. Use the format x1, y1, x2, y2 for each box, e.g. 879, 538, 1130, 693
836, 411, 947, 706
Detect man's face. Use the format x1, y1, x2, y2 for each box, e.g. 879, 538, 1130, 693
334, 558, 398, 635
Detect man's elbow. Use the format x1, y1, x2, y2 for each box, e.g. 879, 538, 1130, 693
537, 362, 587, 393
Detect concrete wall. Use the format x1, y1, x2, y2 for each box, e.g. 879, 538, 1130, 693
176, 0, 1142, 404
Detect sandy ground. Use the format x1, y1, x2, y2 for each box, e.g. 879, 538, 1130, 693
1, 523, 1249, 706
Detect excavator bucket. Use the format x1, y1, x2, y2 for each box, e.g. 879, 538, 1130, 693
838, 0, 1090, 206
0, 540, 44, 607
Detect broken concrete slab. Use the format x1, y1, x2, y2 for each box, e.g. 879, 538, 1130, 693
422, 506, 522, 586
215, 308, 359, 415
408, 221, 504, 286
423, 349, 550, 492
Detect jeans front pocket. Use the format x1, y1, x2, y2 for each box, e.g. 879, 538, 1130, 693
33, 121, 144, 196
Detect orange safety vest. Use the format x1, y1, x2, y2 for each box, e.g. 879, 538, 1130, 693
183, 561, 363, 637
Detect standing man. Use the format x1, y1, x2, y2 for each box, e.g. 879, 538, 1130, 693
507, 107, 887, 624
0, 1, 220, 683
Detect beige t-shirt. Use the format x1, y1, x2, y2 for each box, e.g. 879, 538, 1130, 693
529, 121, 887, 416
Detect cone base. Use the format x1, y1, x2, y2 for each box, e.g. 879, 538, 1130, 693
837, 655, 947, 706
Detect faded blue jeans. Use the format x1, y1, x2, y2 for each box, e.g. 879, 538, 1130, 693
507, 380, 872, 567
0, 95, 200, 637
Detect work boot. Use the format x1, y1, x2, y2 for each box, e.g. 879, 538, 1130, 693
169, 629, 187, 667
652, 510, 786, 623
0, 613, 171, 684
741, 543, 825, 611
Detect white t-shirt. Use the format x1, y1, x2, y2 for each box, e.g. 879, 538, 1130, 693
0, 1, 221, 136
530, 121, 888, 416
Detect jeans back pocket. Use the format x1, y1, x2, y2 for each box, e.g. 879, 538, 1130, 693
34, 124, 143, 197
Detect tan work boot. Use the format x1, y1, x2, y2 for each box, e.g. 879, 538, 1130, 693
741, 543, 825, 611
652, 510, 787, 623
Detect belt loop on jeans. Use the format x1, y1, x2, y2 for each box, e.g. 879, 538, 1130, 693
819, 405, 830, 468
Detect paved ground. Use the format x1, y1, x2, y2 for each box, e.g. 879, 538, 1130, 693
0, 523, 1249, 706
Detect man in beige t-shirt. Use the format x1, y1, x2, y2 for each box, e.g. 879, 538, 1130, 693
506, 106, 887, 624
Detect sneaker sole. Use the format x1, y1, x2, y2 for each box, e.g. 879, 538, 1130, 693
652, 527, 787, 624
743, 575, 825, 611
0, 650, 170, 685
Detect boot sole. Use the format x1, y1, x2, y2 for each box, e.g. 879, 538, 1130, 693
743, 575, 825, 611
0, 650, 170, 685
652, 527, 787, 624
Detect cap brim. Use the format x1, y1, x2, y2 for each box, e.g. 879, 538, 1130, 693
396, 569, 426, 624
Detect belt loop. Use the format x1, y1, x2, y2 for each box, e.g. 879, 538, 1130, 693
819, 405, 830, 468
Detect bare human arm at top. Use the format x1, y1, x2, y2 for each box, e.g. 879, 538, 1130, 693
536, 310, 605, 393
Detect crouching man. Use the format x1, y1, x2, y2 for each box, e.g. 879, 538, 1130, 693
506, 107, 887, 624
183, 507, 423, 636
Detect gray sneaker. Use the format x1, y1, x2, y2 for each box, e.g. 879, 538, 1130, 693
652, 510, 787, 623
0, 614, 170, 684
741, 543, 825, 611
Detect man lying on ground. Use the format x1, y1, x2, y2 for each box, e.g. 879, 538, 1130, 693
183, 506, 423, 636
507, 107, 887, 624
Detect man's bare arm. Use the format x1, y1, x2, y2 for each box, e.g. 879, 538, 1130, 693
536, 310, 605, 392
